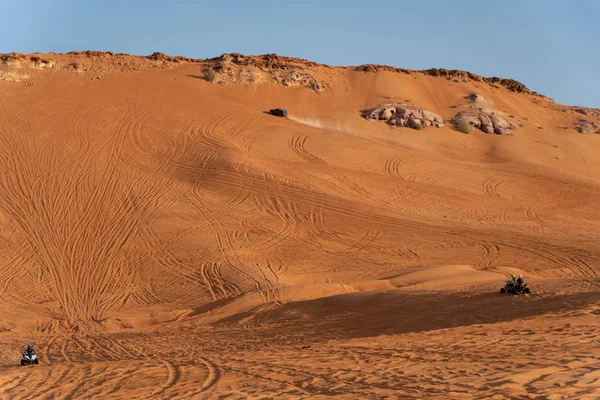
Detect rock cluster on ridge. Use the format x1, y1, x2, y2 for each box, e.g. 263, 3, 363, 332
574, 119, 600, 134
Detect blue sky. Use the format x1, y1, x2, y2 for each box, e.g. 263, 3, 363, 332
2, 0, 598, 107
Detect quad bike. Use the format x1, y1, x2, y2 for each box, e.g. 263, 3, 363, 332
500, 281, 530, 295
21, 352, 38, 366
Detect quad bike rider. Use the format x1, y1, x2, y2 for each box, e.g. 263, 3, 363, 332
21, 344, 38, 366
516, 274, 524, 286
501, 274, 530, 295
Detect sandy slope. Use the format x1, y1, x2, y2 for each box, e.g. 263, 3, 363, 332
0, 54, 598, 399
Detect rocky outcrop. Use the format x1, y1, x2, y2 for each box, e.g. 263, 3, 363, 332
205, 54, 328, 93
0, 71, 30, 82
210, 53, 545, 97
1, 50, 549, 99
279, 69, 327, 91
207, 53, 328, 71
353, 65, 545, 97
354, 64, 411, 74
574, 119, 600, 134
452, 112, 518, 135
567, 107, 600, 119
362, 104, 445, 129
1, 53, 55, 69
0, 51, 199, 82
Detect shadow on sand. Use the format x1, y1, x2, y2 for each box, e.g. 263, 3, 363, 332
213, 289, 600, 342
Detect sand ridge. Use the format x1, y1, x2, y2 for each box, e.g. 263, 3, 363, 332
0, 52, 598, 398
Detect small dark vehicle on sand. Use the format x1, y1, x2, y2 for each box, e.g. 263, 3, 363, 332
21, 352, 38, 366
269, 108, 288, 117
500, 280, 530, 295
21, 345, 38, 366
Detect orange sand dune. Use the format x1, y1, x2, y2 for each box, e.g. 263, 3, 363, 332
0, 52, 598, 399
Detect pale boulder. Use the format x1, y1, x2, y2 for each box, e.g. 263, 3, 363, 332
452, 112, 518, 135
363, 103, 445, 130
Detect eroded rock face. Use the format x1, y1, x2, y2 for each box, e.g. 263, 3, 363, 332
452, 112, 518, 135
280, 69, 327, 91
0, 51, 194, 83
206, 55, 328, 93
574, 119, 600, 134
362, 104, 445, 129
0, 71, 30, 82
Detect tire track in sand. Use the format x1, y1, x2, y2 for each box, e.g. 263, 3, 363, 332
181, 189, 264, 298
477, 242, 500, 269
481, 177, 503, 198
0, 93, 171, 329
200, 262, 241, 300
288, 133, 375, 201
382, 153, 409, 179
197, 356, 221, 393
150, 360, 180, 397
187, 113, 231, 149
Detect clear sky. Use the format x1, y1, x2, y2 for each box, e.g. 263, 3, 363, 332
2, 0, 598, 107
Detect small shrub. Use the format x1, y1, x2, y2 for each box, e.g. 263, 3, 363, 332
204, 66, 215, 82
537, 126, 543, 129
308, 79, 320, 91
456, 120, 473, 134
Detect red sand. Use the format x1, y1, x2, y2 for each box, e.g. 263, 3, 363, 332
0, 52, 598, 399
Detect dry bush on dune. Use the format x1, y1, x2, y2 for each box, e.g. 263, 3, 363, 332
204, 65, 215, 82
457, 120, 474, 134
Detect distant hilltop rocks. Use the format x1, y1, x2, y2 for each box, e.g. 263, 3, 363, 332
0, 51, 197, 82
203, 53, 328, 93
205, 53, 550, 98
0, 50, 553, 99
0, 53, 55, 82
206, 53, 328, 71
211, 53, 543, 97
362, 104, 445, 130
0, 53, 56, 69
570, 107, 600, 118
354, 65, 544, 97
574, 119, 600, 134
